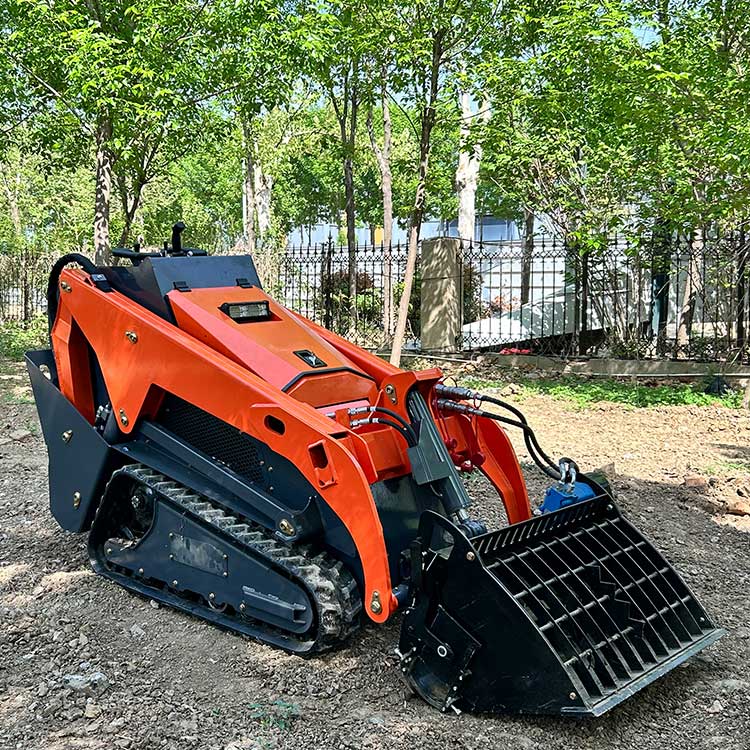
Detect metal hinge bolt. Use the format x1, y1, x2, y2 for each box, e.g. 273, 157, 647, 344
62, 430, 73, 443
370, 590, 382, 614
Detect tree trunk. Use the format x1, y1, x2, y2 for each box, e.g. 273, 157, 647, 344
242, 122, 257, 251
1, 165, 22, 239
379, 82, 393, 250
366, 65, 395, 340
651, 216, 672, 353
330, 63, 360, 331
117, 176, 144, 248
250, 163, 276, 287
736, 227, 748, 352
521, 208, 534, 304
94, 117, 113, 265
676, 229, 703, 357
343, 152, 357, 326
343, 133, 358, 327
455, 93, 488, 245
390, 36, 443, 366
254, 164, 273, 242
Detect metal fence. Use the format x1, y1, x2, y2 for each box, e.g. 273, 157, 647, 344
3, 230, 750, 362
0, 250, 52, 324
274, 232, 750, 361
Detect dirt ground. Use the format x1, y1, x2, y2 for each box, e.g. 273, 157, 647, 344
1, 361, 749, 750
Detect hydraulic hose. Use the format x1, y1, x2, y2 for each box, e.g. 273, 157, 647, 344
349, 417, 416, 447
479, 393, 561, 475
46, 253, 102, 334
435, 383, 559, 472
435, 384, 576, 481
436, 398, 562, 479
348, 406, 418, 446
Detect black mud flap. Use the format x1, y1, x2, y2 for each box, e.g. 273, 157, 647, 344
398, 498, 724, 716
26, 349, 118, 532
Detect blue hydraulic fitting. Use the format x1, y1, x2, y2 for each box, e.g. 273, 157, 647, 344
539, 458, 596, 513
540, 481, 597, 513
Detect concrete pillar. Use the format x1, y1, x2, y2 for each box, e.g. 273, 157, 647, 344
420, 237, 461, 352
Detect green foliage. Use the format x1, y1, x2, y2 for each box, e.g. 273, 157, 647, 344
0, 145, 94, 252
0, 316, 47, 359
321, 269, 382, 326
478, 0, 750, 247
703, 458, 750, 476
140, 134, 244, 251
2, 0, 750, 273
247, 700, 300, 731
460, 375, 743, 409
272, 106, 345, 232
522, 378, 744, 409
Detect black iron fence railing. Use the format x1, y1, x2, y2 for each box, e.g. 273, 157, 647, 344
0, 250, 52, 325
2, 230, 749, 362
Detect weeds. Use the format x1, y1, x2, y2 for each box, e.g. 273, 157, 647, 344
0, 317, 47, 359
247, 700, 300, 731
460, 375, 743, 409
0, 359, 32, 405
704, 458, 750, 476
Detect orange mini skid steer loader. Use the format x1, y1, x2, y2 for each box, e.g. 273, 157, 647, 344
27, 225, 723, 717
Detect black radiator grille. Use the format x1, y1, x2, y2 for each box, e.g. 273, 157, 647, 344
157, 395, 264, 485
475, 498, 713, 703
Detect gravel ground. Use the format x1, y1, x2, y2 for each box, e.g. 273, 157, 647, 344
1, 362, 748, 750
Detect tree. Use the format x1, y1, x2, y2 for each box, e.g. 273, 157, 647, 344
292, 0, 373, 327
216, 0, 303, 254
455, 85, 491, 244
626, 0, 750, 354
371, 0, 498, 364
4, 0, 231, 262
0, 141, 93, 253
366, 61, 395, 337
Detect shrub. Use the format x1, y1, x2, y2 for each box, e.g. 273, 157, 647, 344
0, 316, 48, 359
321, 269, 383, 326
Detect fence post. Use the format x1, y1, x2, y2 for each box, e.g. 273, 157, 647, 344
22, 246, 31, 323
420, 236, 461, 352
650, 220, 672, 355
322, 236, 333, 331
579, 249, 589, 355
737, 227, 747, 354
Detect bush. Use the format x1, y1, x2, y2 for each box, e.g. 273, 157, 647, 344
321, 269, 383, 327
460, 374, 744, 409
0, 316, 48, 359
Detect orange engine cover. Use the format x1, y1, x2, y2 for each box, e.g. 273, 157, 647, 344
167, 286, 378, 409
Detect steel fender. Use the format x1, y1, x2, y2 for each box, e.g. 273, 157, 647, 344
51, 269, 394, 622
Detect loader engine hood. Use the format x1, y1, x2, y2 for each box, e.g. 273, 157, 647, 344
166, 286, 377, 409
101, 254, 377, 410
